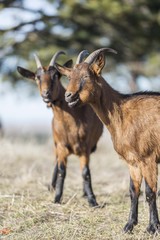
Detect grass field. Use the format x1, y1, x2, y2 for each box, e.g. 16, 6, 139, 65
1, 132, 160, 240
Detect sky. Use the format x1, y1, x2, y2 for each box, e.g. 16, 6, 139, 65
0, 0, 55, 134
0, 81, 52, 134
0, 0, 57, 30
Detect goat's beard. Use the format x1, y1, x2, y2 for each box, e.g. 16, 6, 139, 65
42, 96, 52, 108
47, 102, 52, 108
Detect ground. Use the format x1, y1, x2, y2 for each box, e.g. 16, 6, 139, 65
0, 132, 160, 240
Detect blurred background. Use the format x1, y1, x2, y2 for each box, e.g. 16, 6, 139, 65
0, 0, 160, 136
1, 2, 160, 238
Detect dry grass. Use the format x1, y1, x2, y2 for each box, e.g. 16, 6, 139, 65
0, 132, 160, 240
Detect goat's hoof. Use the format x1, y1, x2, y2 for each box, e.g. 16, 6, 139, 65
82, 192, 87, 198
147, 223, 160, 234
54, 195, 61, 204
48, 184, 55, 192
88, 198, 98, 207
123, 222, 135, 233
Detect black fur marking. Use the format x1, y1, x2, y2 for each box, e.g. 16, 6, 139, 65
124, 177, 139, 233
145, 180, 160, 234
51, 162, 58, 189
123, 91, 160, 100
54, 163, 66, 203
82, 166, 98, 207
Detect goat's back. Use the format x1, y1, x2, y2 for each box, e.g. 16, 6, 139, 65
114, 94, 160, 163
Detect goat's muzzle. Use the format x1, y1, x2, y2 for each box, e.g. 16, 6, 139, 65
65, 91, 80, 108
42, 90, 52, 104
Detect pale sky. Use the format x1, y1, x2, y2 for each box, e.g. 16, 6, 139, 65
0, 81, 52, 134
0, 0, 55, 134
0, 0, 57, 29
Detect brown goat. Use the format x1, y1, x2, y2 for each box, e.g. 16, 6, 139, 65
54, 48, 160, 233
17, 51, 103, 206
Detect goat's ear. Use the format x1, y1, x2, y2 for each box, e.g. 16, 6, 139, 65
17, 66, 35, 80
63, 59, 73, 68
54, 63, 71, 77
90, 53, 105, 76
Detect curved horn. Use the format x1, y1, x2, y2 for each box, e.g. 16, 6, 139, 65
84, 48, 117, 65
49, 51, 65, 67
34, 53, 42, 69
75, 50, 89, 64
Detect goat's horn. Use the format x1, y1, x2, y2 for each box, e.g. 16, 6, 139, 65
75, 50, 89, 64
84, 48, 117, 65
34, 53, 43, 69
49, 51, 65, 67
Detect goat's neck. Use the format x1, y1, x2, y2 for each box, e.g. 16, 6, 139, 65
51, 81, 68, 111
91, 76, 122, 135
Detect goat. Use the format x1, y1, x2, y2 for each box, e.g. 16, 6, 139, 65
54, 48, 160, 234
17, 51, 103, 207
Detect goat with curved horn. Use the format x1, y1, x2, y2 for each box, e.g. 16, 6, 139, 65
17, 51, 103, 208
60, 47, 160, 234
34, 53, 43, 69
49, 50, 66, 67
84, 48, 117, 65
75, 50, 89, 64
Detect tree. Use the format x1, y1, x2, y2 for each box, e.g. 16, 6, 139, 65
1, 0, 160, 85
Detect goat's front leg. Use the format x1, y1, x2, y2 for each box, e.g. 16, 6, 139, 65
54, 160, 67, 203
80, 155, 98, 207
141, 160, 160, 234
124, 165, 142, 233
54, 145, 69, 204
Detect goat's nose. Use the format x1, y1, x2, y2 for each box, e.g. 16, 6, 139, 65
65, 91, 73, 102
65, 91, 72, 99
42, 89, 49, 97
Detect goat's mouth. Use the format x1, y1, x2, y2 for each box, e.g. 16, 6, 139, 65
42, 94, 52, 104
43, 97, 50, 103
68, 97, 80, 108
65, 91, 80, 108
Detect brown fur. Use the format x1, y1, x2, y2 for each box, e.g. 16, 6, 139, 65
17, 61, 103, 206
57, 60, 160, 191
55, 51, 160, 232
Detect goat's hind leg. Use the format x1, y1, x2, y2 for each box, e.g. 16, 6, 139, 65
48, 161, 58, 191
124, 165, 142, 233
51, 161, 58, 189
145, 181, 160, 234
142, 160, 160, 234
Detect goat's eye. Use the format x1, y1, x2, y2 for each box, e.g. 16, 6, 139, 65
83, 75, 89, 79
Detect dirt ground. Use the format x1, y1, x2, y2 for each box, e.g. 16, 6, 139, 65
0, 131, 160, 240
